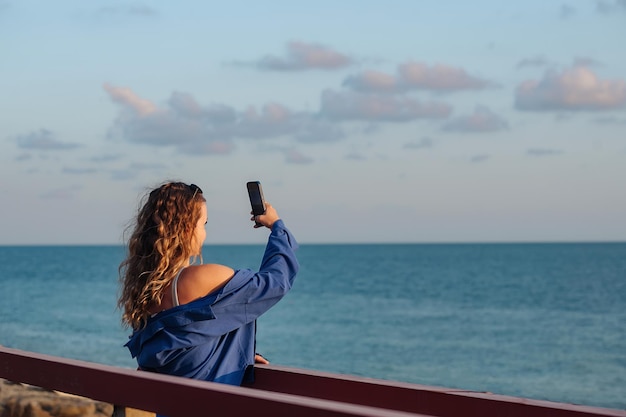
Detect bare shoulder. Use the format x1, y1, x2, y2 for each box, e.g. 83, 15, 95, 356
177, 264, 236, 302
194, 263, 235, 277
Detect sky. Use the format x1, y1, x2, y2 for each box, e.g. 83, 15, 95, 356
1, 1, 625, 245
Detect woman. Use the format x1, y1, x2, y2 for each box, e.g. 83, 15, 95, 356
118, 181, 299, 385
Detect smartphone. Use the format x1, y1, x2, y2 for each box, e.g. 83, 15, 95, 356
247, 181, 266, 220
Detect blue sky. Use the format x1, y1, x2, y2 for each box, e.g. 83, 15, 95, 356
1, 1, 625, 244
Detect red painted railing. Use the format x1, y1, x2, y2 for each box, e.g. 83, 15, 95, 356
1, 346, 624, 417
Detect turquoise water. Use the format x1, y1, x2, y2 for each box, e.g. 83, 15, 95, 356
0, 243, 624, 409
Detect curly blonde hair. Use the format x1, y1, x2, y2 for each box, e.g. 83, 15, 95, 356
118, 182, 206, 330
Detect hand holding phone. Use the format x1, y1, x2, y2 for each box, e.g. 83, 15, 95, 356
247, 181, 266, 214
246, 181, 280, 229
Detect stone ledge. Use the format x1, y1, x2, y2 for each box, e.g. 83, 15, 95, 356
0, 378, 113, 417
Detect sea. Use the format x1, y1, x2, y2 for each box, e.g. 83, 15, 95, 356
0, 243, 624, 410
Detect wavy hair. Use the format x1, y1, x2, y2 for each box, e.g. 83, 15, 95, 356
118, 182, 206, 330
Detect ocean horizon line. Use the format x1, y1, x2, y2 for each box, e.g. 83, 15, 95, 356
1, 240, 625, 248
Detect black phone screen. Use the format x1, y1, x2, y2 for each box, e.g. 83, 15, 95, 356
247, 182, 266, 215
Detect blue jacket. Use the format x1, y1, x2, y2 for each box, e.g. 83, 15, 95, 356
124, 220, 299, 385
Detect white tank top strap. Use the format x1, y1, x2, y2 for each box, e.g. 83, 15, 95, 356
171, 268, 185, 307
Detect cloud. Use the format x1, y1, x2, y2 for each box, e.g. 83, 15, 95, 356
398, 62, 494, 92
254, 41, 353, 71
344, 152, 366, 161
343, 70, 400, 93
104, 84, 346, 155
592, 115, 626, 125
15, 153, 32, 162
40, 186, 82, 200
516, 56, 550, 69
90, 154, 123, 163
237, 104, 346, 143
15, 129, 81, 150
168, 92, 236, 123
294, 119, 345, 143
237, 103, 293, 137
573, 57, 602, 67
129, 162, 168, 171
404, 137, 433, 150
110, 170, 137, 181
595, 0, 626, 14
443, 105, 508, 133
62, 167, 98, 175
108, 162, 169, 181
517, 57, 598, 71
104, 83, 157, 116
515, 65, 626, 111
559, 4, 577, 19
527, 148, 564, 156
320, 89, 452, 122
105, 84, 238, 154
470, 154, 490, 163
284, 149, 313, 164
343, 61, 494, 93
95, 4, 158, 18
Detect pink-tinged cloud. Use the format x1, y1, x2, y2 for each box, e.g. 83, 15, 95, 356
344, 62, 494, 93
16, 129, 81, 150
398, 61, 493, 91
343, 70, 399, 93
105, 84, 236, 152
104, 85, 345, 156
237, 103, 299, 139
168, 92, 237, 123
443, 105, 508, 133
243, 103, 291, 124
320, 90, 452, 122
515, 66, 626, 111
257, 41, 352, 71
103, 83, 157, 116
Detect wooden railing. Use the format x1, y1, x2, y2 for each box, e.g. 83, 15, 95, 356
1, 346, 624, 417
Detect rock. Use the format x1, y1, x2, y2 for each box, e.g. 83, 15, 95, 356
0, 379, 113, 417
